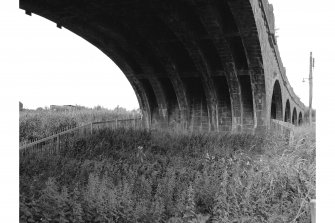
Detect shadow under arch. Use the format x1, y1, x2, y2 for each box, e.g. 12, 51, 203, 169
292, 108, 298, 126
20, 0, 268, 131
284, 99, 291, 123
270, 80, 283, 121
298, 112, 303, 125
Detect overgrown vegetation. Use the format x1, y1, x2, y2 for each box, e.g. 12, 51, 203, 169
19, 106, 140, 143
20, 126, 315, 223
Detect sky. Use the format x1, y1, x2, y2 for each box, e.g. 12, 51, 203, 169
1, 0, 335, 220
1, 2, 139, 110
0, 0, 328, 110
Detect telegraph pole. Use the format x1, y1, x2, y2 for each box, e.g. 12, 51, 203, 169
309, 52, 314, 125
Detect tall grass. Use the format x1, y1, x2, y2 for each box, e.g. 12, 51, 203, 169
19, 106, 140, 142
20, 126, 315, 222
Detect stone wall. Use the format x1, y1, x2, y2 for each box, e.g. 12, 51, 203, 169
251, 0, 306, 126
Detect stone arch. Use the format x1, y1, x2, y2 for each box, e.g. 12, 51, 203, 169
226, 0, 267, 132
270, 80, 283, 120
284, 99, 291, 123
19, 5, 191, 129
298, 112, 303, 126
292, 108, 298, 126
19, 0, 275, 132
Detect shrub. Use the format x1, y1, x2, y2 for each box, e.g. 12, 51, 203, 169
19, 106, 140, 142
20, 126, 315, 222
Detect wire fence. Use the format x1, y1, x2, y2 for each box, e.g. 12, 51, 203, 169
19, 117, 143, 157
20, 118, 297, 157
19, 117, 315, 221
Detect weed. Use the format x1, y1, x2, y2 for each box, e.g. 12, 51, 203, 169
20, 126, 315, 222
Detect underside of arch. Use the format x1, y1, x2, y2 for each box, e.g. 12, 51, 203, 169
292, 108, 298, 126
271, 81, 283, 121
284, 100, 291, 123
20, 0, 267, 132
298, 112, 303, 126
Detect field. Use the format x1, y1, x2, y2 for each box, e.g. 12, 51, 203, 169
19, 115, 315, 223
19, 106, 140, 143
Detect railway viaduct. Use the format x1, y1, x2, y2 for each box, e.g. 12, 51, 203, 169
20, 0, 306, 133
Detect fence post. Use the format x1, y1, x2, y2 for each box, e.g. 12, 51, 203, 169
310, 199, 316, 223
90, 122, 93, 134
133, 118, 136, 129
115, 119, 118, 129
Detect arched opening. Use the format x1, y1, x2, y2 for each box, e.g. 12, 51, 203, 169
19, 0, 267, 132
20, 6, 192, 129
284, 100, 291, 123
17, 13, 140, 111
292, 108, 298, 126
270, 80, 283, 120
298, 112, 303, 126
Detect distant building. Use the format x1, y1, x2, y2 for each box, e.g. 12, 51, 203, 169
19, 101, 23, 111
50, 105, 81, 111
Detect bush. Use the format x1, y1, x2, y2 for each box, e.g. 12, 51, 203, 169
20, 126, 315, 222
19, 106, 140, 142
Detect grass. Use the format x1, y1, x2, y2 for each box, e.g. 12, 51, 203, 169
19, 125, 315, 223
19, 106, 140, 143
